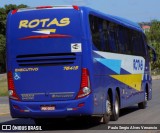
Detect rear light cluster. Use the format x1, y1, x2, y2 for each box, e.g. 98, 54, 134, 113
76, 68, 91, 99
7, 71, 20, 101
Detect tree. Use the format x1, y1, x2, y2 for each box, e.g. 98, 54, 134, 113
146, 20, 160, 69
0, 4, 27, 35
0, 4, 27, 72
0, 34, 6, 72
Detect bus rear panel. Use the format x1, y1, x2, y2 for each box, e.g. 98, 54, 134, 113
7, 6, 93, 118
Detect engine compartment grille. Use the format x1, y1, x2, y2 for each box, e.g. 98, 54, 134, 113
16, 53, 76, 66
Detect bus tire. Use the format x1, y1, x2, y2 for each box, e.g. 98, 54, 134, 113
102, 94, 111, 124
111, 92, 120, 121
138, 92, 147, 109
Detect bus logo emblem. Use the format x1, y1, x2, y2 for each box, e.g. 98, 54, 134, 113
72, 44, 79, 49
71, 43, 82, 52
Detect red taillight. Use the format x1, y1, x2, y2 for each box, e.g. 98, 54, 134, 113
11, 9, 18, 15
72, 5, 79, 10
8, 71, 15, 90
7, 71, 20, 101
76, 68, 91, 99
36, 6, 53, 9
81, 68, 89, 89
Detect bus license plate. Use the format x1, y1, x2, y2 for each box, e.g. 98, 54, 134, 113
41, 106, 55, 111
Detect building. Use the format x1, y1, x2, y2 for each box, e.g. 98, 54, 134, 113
142, 25, 150, 33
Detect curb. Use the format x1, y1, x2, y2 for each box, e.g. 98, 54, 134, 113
0, 74, 7, 81
152, 75, 160, 80
0, 104, 9, 116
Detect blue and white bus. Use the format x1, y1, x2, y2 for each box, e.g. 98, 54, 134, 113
6, 5, 156, 124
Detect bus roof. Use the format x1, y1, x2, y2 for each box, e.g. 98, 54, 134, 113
80, 6, 143, 32
13, 5, 143, 32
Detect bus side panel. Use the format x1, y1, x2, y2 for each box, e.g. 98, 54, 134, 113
92, 51, 147, 109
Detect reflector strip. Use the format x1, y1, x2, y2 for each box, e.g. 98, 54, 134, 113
19, 34, 72, 40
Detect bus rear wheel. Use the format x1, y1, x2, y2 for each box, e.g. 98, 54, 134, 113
138, 92, 147, 109
102, 94, 111, 124
111, 92, 120, 121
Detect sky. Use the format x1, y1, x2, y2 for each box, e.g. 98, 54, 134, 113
0, 0, 160, 22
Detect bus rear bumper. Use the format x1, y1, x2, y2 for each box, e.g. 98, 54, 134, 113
9, 95, 93, 118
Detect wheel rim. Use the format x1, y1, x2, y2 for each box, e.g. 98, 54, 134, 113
145, 92, 147, 101
115, 99, 119, 115
106, 98, 111, 115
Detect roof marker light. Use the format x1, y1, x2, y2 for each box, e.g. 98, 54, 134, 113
36, 6, 53, 9
11, 9, 18, 15
72, 5, 79, 10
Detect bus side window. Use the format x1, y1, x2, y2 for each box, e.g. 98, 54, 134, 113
127, 29, 134, 55
102, 20, 110, 52
98, 18, 106, 51
89, 15, 110, 52
143, 35, 149, 60
123, 28, 131, 55
108, 23, 118, 53
133, 32, 146, 57
117, 26, 126, 54
132, 31, 138, 55
89, 15, 102, 51
140, 34, 146, 58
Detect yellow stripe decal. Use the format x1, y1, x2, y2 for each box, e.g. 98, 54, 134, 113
110, 74, 143, 91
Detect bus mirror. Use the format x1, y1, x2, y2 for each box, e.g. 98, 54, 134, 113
147, 45, 157, 62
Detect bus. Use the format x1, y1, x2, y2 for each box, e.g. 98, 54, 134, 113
6, 5, 156, 124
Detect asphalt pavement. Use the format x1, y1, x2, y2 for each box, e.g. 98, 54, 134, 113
0, 80, 160, 133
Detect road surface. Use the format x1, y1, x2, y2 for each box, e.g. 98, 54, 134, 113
0, 80, 160, 133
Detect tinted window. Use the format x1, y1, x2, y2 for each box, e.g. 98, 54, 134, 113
89, 14, 146, 57
117, 26, 126, 54
89, 15, 119, 53
89, 15, 102, 51
108, 23, 118, 53
132, 32, 146, 57
102, 20, 110, 52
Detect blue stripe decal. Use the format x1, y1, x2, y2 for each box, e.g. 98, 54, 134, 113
95, 58, 121, 74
